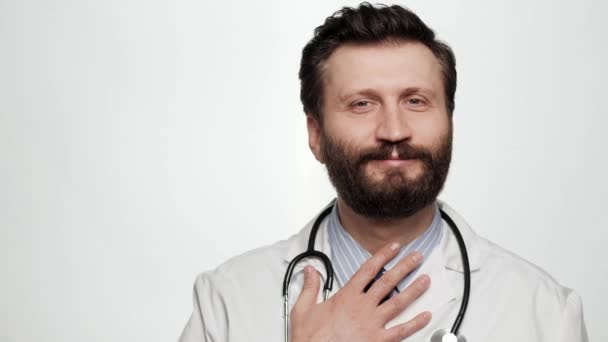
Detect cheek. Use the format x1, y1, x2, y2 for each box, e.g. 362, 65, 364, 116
324, 116, 376, 146
416, 115, 450, 145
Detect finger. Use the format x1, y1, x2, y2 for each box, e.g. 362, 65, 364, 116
346, 242, 401, 292
366, 251, 423, 303
382, 311, 432, 342
376, 274, 430, 321
291, 266, 320, 316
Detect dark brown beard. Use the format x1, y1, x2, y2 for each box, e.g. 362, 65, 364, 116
320, 126, 453, 219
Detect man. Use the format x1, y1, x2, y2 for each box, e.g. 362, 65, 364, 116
179, 3, 588, 341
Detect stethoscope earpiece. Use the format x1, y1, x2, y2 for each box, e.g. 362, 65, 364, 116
431, 329, 467, 342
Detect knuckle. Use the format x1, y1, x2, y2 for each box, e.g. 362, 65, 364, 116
411, 313, 429, 329
414, 276, 430, 292
412, 315, 427, 330
392, 293, 411, 311
359, 261, 377, 277
303, 279, 316, 290
378, 272, 396, 288
385, 312, 430, 341
398, 259, 413, 273
395, 290, 416, 308
398, 321, 415, 337
405, 255, 419, 269
379, 248, 393, 260
401, 317, 425, 336
413, 279, 426, 292
385, 296, 401, 313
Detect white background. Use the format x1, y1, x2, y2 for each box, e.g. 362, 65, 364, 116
1, 0, 606, 341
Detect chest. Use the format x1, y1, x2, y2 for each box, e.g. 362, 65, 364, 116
217, 268, 555, 342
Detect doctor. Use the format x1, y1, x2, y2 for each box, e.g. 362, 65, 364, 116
179, 3, 588, 341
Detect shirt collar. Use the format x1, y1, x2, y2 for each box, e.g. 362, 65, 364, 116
327, 202, 443, 291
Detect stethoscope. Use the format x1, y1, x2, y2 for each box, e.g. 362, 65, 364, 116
282, 201, 471, 342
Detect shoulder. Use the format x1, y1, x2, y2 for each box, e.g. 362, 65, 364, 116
182, 236, 298, 341
194, 211, 318, 288
438, 200, 576, 305
476, 235, 575, 306
192, 232, 298, 291
473, 236, 587, 339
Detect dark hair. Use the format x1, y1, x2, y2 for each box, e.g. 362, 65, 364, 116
299, 2, 457, 121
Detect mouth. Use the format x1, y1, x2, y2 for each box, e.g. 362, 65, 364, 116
370, 158, 418, 167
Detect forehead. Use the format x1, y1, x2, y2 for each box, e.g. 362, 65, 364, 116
321, 40, 444, 99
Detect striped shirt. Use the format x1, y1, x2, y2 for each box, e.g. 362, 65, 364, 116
327, 203, 443, 291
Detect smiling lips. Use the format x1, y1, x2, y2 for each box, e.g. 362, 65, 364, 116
372, 158, 418, 167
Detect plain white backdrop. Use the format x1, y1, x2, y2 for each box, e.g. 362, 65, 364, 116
1, 0, 606, 341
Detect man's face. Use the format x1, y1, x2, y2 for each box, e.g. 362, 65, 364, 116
307, 40, 453, 219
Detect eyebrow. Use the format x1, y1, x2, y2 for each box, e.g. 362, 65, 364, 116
338, 87, 437, 103
338, 88, 379, 103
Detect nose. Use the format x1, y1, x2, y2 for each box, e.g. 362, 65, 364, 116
375, 102, 412, 144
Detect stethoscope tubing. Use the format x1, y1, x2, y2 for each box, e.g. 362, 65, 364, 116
440, 210, 471, 335
282, 203, 335, 298
282, 201, 471, 341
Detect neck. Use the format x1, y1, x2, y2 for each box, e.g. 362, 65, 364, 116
336, 198, 438, 255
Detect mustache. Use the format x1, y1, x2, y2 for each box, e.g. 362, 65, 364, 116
357, 142, 432, 165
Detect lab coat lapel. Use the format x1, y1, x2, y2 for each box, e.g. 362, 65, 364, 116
387, 201, 485, 327
386, 234, 458, 327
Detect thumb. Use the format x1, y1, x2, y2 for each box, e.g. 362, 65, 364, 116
293, 265, 321, 314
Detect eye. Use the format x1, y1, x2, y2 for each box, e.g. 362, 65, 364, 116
353, 100, 370, 107
404, 96, 429, 111
349, 100, 375, 113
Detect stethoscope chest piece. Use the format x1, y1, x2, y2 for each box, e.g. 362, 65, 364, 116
431, 329, 466, 342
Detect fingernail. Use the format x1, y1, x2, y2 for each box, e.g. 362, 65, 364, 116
304, 266, 311, 277
419, 274, 430, 286
390, 242, 400, 250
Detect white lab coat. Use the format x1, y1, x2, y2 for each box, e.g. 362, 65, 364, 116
179, 201, 588, 341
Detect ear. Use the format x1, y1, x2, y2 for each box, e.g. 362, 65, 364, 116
306, 115, 324, 163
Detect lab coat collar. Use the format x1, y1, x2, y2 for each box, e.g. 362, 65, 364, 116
283, 199, 484, 272
436, 200, 484, 273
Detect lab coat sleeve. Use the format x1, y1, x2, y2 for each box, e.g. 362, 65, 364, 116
557, 290, 589, 342
178, 273, 227, 342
